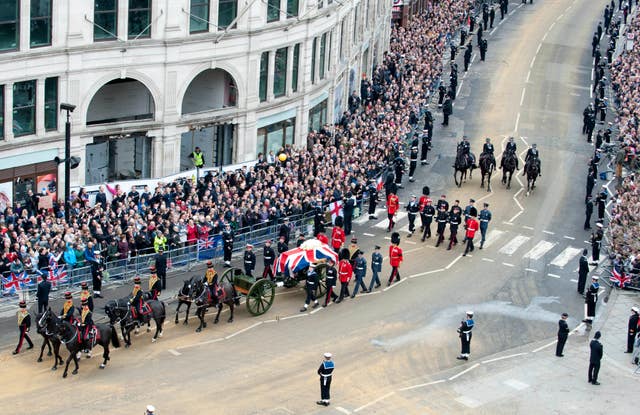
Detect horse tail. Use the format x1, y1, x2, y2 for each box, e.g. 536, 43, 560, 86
110, 325, 121, 348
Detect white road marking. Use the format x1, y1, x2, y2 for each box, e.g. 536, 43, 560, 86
482, 352, 528, 364
556, 13, 564, 21
522, 225, 534, 230
591, 68, 594, 81
445, 255, 464, 269
547, 273, 561, 279
177, 337, 224, 351
449, 363, 480, 380
542, 230, 555, 235
310, 306, 324, 314
526, 70, 531, 83
405, 240, 417, 245
524, 268, 537, 273
563, 235, 575, 240
280, 314, 307, 321
336, 407, 352, 414
536, 43, 542, 54
503, 262, 515, 267
457, 79, 464, 95
589, 86, 593, 99
490, 27, 497, 35
548, 22, 555, 31
482, 230, 505, 248
409, 268, 445, 278
363, 233, 375, 237
472, 53, 477, 63
354, 392, 395, 413
508, 210, 524, 223
383, 278, 407, 291
373, 212, 407, 229
520, 88, 526, 106
532, 340, 557, 353
504, 378, 530, 391
550, 247, 582, 267
398, 379, 446, 392
503, 221, 514, 225
514, 112, 520, 131
529, 56, 536, 68
482, 258, 495, 262
499, 235, 530, 255
570, 279, 578, 283
523, 240, 556, 260
456, 396, 482, 409
168, 349, 181, 356
225, 322, 263, 339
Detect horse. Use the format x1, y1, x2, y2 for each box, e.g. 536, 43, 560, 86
192, 277, 238, 333
35, 308, 64, 370
454, 148, 476, 187
500, 151, 518, 189
174, 277, 199, 325
56, 319, 120, 378
479, 152, 496, 192
524, 158, 540, 194
104, 296, 166, 347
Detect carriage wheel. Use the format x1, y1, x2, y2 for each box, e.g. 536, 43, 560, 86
246, 279, 275, 316
220, 268, 238, 286
314, 264, 328, 298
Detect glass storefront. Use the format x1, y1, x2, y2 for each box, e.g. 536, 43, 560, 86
0, 161, 58, 209
308, 99, 327, 132
257, 117, 295, 156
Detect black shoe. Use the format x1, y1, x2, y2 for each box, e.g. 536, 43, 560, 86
462, 253, 467, 256
323, 304, 328, 308
408, 233, 412, 238
312, 303, 319, 309
335, 300, 341, 304
421, 238, 426, 242
27, 345, 33, 350
556, 354, 564, 357
12, 350, 18, 355
625, 351, 632, 353
375, 284, 381, 288
350, 295, 355, 299
300, 307, 307, 313
592, 381, 600, 385
316, 401, 325, 406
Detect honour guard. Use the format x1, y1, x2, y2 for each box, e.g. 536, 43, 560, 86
13, 300, 33, 355
316, 352, 335, 406
388, 232, 403, 286
463, 211, 479, 256
478, 203, 492, 249
262, 240, 276, 280
408, 139, 419, 182
627, 307, 639, 353
369, 245, 383, 291
336, 255, 353, 303
80, 281, 94, 312
583, 276, 600, 325
457, 311, 474, 360
387, 191, 400, 232
300, 264, 320, 312
80, 298, 94, 354
348, 237, 360, 266
60, 291, 76, 323
205, 261, 220, 299
367, 180, 380, 220
406, 195, 420, 237
149, 265, 162, 300
323, 258, 339, 306
222, 224, 234, 267
331, 216, 346, 253
243, 244, 256, 277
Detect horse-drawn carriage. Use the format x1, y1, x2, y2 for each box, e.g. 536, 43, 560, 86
219, 268, 276, 316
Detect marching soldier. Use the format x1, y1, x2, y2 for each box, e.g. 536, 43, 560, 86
436, 194, 449, 211
262, 240, 276, 280
351, 251, 368, 298
478, 203, 492, 249
367, 180, 379, 220
79, 298, 94, 354
388, 232, 403, 286
149, 266, 162, 300
243, 244, 256, 277
435, 205, 449, 247
421, 199, 436, 241
408, 139, 419, 182
387, 191, 400, 232
222, 224, 234, 267
348, 237, 360, 266
300, 264, 320, 312
80, 281, 94, 312
316, 352, 335, 406
331, 216, 346, 253
463, 211, 479, 256
464, 44, 472, 71
336, 256, 353, 303
13, 300, 33, 355
406, 195, 420, 237
626, 306, 639, 353
457, 311, 474, 360
447, 205, 462, 250
369, 245, 382, 291
60, 291, 76, 323
277, 235, 289, 255
323, 258, 338, 307
583, 276, 600, 325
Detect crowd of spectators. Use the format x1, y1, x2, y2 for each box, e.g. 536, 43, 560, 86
0, 1, 474, 284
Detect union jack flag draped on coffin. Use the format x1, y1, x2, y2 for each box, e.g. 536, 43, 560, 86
274, 239, 339, 277
610, 267, 631, 288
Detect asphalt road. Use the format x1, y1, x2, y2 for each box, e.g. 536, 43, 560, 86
1, 1, 611, 414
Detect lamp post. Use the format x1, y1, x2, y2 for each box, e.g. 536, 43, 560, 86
60, 103, 76, 223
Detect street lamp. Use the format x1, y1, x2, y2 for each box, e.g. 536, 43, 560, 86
59, 103, 76, 223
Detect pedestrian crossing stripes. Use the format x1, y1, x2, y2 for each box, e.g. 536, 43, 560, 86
498, 235, 530, 255
373, 212, 408, 229
549, 247, 582, 268
523, 240, 556, 260
481, 230, 505, 248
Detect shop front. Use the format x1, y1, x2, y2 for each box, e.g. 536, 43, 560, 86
0, 148, 59, 210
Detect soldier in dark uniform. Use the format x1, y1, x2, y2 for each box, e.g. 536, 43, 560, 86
79, 298, 94, 354
343, 192, 355, 235
406, 195, 420, 237
262, 240, 276, 280
420, 129, 432, 165
450, 43, 457, 61
323, 258, 338, 307
130, 276, 145, 325
477, 23, 483, 46
13, 300, 33, 355
585, 196, 594, 230
457, 311, 474, 360
300, 264, 320, 312
393, 155, 405, 188
448, 206, 462, 250
276, 235, 289, 275
464, 44, 472, 71
460, 27, 467, 45
435, 206, 449, 247
148, 267, 162, 300
489, 4, 496, 28
626, 307, 639, 353
478, 202, 492, 249
556, 312, 570, 357
80, 281, 94, 312
408, 139, 419, 182
480, 38, 488, 61
438, 84, 447, 107
367, 181, 379, 220
442, 96, 453, 126
369, 245, 382, 291
155, 247, 168, 290
482, 3, 489, 30
577, 249, 590, 295
204, 261, 219, 299
60, 291, 75, 323
583, 276, 600, 325
591, 223, 604, 264
296, 233, 305, 247
243, 244, 256, 277
586, 169, 596, 202
436, 194, 449, 211
222, 224, 234, 267
421, 199, 436, 241
316, 352, 335, 406
313, 199, 326, 235
589, 331, 603, 385
596, 187, 608, 223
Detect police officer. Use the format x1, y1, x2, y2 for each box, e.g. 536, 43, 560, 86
409, 139, 419, 182
222, 224, 234, 267
80, 281, 94, 312
351, 251, 368, 298
450, 43, 457, 61
489, 4, 496, 28
79, 298, 94, 354
480, 38, 488, 61
323, 258, 338, 306
393, 154, 405, 188
344, 192, 356, 235
442, 95, 453, 126
438, 83, 447, 107
60, 291, 75, 323
369, 245, 382, 291
300, 264, 320, 312
316, 352, 335, 406
448, 206, 462, 250
596, 187, 608, 223
148, 266, 162, 300
457, 311, 474, 360
153, 231, 167, 253
482, 2, 489, 30
460, 26, 467, 46
189, 146, 205, 169
591, 223, 604, 264
505, 136, 517, 154
556, 312, 570, 357
367, 180, 379, 220
155, 247, 168, 290
583, 276, 600, 325
482, 137, 494, 155
406, 195, 420, 237
477, 23, 483, 46
435, 206, 449, 247
626, 307, 639, 353
464, 43, 472, 71
583, 104, 595, 134
585, 196, 594, 230
523, 144, 541, 176
243, 244, 256, 277
577, 249, 590, 295
421, 199, 436, 241
13, 300, 33, 355
262, 240, 276, 280
388, 232, 403, 286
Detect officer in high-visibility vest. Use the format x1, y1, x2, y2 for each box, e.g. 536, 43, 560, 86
189, 146, 205, 180
153, 231, 167, 253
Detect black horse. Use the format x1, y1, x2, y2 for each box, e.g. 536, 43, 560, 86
105, 297, 166, 347
192, 277, 238, 333
479, 152, 496, 192
174, 277, 199, 325
524, 158, 540, 194
36, 308, 64, 370
500, 151, 518, 189
56, 319, 119, 378
454, 148, 476, 187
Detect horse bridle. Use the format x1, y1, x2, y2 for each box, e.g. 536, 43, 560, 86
59, 322, 78, 345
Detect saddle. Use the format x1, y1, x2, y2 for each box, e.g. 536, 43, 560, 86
209, 284, 226, 303
130, 302, 152, 319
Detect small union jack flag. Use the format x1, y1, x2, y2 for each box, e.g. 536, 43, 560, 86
610, 267, 631, 288
2, 273, 21, 295
198, 237, 215, 250
42, 264, 68, 288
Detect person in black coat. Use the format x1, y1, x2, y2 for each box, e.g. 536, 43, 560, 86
154, 248, 168, 290
577, 249, 590, 295
589, 331, 603, 385
627, 307, 639, 353
584, 196, 594, 230
36, 274, 51, 314
442, 97, 453, 126
556, 313, 570, 357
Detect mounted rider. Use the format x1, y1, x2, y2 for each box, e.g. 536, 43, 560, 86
523, 143, 542, 175
505, 136, 517, 154
480, 137, 496, 165
457, 136, 475, 166
79, 281, 94, 312
79, 298, 94, 354
129, 276, 146, 324
500, 137, 519, 170
205, 261, 223, 302
148, 265, 162, 300
60, 291, 76, 324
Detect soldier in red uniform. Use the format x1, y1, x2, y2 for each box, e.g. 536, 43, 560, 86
463, 212, 480, 256
336, 257, 353, 303
13, 300, 33, 355
388, 232, 403, 286
316, 232, 329, 245
387, 191, 400, 232
331, 216, 346, 253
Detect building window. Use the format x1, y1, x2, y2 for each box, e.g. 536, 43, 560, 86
218, 0, 237, 29
0, 0, 19, 51
317, 0, 323, 10
30, 0, 52, 47
339, 19, 345, 61
353, 6, 359, 43
319, 33, 327, 80
257, 118, 295, 156
311, 37, 317, 84
94, 0, 118, 40
259, 51, 269, 102
0, 86, 4, 139
190, 0, 209, 33
267, 0, 280, 22
128, 0, 151, 38
273, 47, 287, 98
286, 0, 298, 18
13, 80, 37, 137
292, 43, 300, 93
308, 99, 327, 132
44, 77, 57, 131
